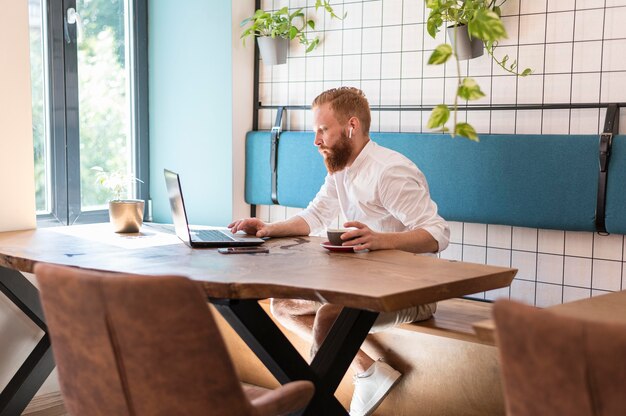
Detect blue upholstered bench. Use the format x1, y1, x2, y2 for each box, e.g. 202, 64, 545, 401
246, 131, 626, 234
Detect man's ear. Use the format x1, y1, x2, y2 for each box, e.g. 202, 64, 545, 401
348, 116, 359, 138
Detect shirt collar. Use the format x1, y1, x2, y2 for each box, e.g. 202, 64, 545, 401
346, 139, 373, 174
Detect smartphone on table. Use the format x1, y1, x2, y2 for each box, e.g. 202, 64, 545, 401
217, 247, 269, 254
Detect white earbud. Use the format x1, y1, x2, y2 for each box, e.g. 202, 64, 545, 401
349, 127, 353, 139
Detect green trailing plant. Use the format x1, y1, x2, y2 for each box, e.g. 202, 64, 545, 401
240, 1, 345, 53
91, 166, 143, 201
425, 0, 532, 141
315, 0, 346, 20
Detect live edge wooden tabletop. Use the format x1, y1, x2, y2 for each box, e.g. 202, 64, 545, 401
0, 223, 517, 313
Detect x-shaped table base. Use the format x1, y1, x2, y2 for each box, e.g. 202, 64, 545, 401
212, 298, 379, 415
0, 267, 55, 416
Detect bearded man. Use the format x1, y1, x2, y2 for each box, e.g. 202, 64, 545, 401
229, 87, 449, 416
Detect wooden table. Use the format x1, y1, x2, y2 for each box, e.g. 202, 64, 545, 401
0, 223, 517, 416
473, 290, 626, 345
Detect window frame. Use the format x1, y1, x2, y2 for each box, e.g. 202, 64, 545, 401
36, 0, 149, 227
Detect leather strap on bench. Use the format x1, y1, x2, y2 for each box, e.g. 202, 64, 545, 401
270, 107, 285, 205
595, 104, 620, 234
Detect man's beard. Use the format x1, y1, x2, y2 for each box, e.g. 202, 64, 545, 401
319, 131, 353, 173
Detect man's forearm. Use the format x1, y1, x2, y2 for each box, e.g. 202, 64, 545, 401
380, 228, 439, 254
266, 215, 311, 237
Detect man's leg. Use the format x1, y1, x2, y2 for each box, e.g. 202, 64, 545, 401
313, 304, 436, 416
270, 299, 434, 416
269, 298, 320, 344
271, 299, 375, 370
312, 304, 375, 373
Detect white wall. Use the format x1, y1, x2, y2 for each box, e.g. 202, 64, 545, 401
0, 0, 36, 232
232, 1, 256, 221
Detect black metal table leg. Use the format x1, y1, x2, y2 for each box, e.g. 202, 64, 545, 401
309, 308, 379, 398
211, 299, 378, 416
0, 267, 55, 416
212, 299, 317, 384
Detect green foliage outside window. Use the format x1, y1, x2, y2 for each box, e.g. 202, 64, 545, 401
78, 0, 130, 208
29, 8, 46, 211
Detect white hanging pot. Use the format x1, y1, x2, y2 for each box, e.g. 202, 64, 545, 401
447, 24, 484, 61
109, 199, 144, 233
257, 37, 289, 65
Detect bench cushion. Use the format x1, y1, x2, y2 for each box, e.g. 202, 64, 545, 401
404, 298, 494, 344
245, 131, 626, 234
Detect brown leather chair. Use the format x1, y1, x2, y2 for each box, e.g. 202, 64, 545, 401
35, 263, 314, 416
493, 299, 626, 416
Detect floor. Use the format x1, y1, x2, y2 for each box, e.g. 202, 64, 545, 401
22, 392, 66, 416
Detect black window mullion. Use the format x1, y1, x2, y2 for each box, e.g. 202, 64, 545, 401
46, 0, 69, 225
132, 0, 150, 211
61, 0, 82, 225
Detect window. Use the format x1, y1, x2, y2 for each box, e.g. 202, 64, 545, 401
28, 0, 148, 225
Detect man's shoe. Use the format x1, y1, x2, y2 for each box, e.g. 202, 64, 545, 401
349, 360, 402, 416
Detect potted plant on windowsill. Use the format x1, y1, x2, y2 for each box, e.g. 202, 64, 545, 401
240, 0, 344, 65
425, 0, 533, 141
92, 167, 144, 233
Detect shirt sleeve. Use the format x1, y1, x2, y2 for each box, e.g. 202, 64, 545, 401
297, 173, 340, 235
378, 163, 450, 252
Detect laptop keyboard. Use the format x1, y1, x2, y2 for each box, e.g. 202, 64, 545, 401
196, 229, 235, 242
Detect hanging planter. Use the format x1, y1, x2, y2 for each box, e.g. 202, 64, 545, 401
446, 24, 483, 61
425, 0, 533, 141
256, 37, 289, 66
241, 2, 345, 66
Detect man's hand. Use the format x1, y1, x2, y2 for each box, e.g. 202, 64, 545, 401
341, 221, 390, 251
229, 216, 311, 239
228, 218, 272, 238
343, 221, 439, 253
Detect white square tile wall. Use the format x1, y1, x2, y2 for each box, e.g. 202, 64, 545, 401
546, 11, 575, 43
537, 253, 564, 284
253, 1, 626, 306
510, 279, 537, 305
487, 225, 512, 249
548, 0, 576, 12
564, 256, 592, 287
535, 283, 564, 307
592, 259, 623, 291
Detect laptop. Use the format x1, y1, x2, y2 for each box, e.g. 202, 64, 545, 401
164, 169, 265, 248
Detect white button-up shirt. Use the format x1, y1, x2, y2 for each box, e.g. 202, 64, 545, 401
298, 140, 450, 252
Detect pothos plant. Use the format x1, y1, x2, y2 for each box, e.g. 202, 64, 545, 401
425, 0, 532, 141
91, 166, 143, 201
240, 1, 345, 53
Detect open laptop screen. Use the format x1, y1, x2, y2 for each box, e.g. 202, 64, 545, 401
164, 169, 193, 245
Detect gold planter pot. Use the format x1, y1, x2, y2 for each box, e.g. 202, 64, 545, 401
108, 199, 145, 233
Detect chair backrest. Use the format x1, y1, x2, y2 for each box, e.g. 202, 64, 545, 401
493, 299, 626, 416
35, 263, 255, 416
